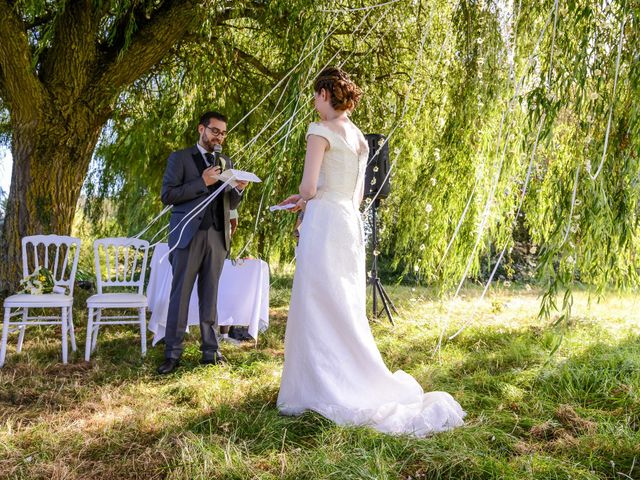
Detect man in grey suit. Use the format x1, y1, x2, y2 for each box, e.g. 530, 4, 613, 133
157, 111, 248, 374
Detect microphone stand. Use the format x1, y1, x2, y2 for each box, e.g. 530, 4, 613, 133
368, 198, 397, 325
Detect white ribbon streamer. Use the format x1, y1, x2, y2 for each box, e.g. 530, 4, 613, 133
156, 177, 235, 264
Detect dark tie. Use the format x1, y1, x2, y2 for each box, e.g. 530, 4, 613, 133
204, 152, 215, 168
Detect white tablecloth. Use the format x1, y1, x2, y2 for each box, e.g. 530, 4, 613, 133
147, 243, 269, 345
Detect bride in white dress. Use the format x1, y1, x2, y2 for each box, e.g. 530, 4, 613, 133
277, 68, 465, 436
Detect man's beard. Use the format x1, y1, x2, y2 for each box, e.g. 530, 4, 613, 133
201, 137, 220, 152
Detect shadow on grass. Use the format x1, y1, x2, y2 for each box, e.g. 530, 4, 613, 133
150, 329, 640, 479
378, 324, 640, 479
2, 291, 640, 479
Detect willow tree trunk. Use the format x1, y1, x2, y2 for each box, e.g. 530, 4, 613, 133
0, 107, 105, 292
0, 0, 222, 293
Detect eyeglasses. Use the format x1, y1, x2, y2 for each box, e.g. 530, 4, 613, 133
205, 126, 228, 138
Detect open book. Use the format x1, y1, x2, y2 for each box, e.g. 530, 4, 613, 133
219, 169, 262, 187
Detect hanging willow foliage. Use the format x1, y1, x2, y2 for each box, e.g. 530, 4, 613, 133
83, 0, 640, 321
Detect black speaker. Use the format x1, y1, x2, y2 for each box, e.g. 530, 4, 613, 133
364, 133, 391, 200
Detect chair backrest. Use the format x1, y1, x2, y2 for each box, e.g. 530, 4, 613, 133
21, 235, 81, 295
94, 237, 150, 294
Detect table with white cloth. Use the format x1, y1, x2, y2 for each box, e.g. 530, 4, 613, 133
147, 243, 269, 345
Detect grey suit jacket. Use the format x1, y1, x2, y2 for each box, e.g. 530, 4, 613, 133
161, 145, 243, 251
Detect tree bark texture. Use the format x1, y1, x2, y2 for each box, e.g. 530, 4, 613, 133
0, 0, 206, 292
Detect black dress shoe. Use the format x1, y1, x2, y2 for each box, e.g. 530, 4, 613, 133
157, 358, 180, 374
229, 326, 254, 342
201, 351, 226, 365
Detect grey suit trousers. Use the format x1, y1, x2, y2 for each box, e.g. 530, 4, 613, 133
164, 228, 226, 360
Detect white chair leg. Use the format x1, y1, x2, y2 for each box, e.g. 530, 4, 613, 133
16, 327, 26, 353
1, 308, 11, 368
61, 306, 68, 364
92, 325, 99, 352
91, 310, 101, 353
139, 307, 147, 357
85, 307, 94, 362
68, 306, 77, 352
16, 308, 27, 353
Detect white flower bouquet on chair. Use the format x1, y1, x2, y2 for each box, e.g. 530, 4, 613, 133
18, 266, 65, 295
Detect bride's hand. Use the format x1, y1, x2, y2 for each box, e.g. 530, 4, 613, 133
278, 193, 307, 212
279, 194, 307, 212
291, 196, 307, 212
279, 194, 301, 210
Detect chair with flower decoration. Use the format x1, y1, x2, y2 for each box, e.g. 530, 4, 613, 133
84, 237, 149, 361
1, 235, 81, 367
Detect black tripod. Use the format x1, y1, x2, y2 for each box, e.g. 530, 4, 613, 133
368, 198, 398, 325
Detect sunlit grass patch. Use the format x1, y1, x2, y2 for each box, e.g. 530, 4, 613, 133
1, 284, 639, 478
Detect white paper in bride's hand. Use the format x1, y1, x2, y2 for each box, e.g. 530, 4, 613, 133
219, 169, 262, 187
269, 204, 296, 212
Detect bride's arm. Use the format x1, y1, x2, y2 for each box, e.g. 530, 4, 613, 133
278, 134, 328, 212
299, 134, 328, 201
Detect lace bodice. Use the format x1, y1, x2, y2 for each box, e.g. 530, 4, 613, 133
306, 122, 369, 205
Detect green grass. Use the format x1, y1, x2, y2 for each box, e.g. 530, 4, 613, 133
1, 283, 639, 479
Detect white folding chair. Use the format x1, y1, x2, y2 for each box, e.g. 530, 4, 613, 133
85, 238, 149, 361
1, 235, 81, 367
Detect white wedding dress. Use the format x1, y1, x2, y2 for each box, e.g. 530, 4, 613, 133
277, 122, 465, 437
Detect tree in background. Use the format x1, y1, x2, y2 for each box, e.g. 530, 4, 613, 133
0, 0, 283, 291
88, 0, 639, 315
2, 0, 638, 322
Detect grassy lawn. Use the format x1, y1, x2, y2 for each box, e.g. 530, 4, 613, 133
1, 282, 639, 479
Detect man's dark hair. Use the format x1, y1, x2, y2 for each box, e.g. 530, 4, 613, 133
199, 111, 227, 126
